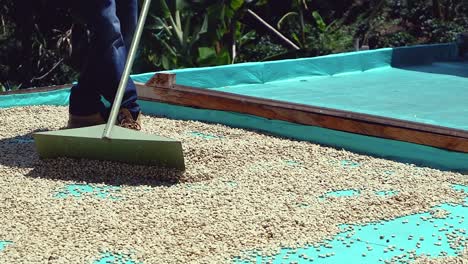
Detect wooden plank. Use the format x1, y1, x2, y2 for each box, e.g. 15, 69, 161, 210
4, 79, 468, 153
145, 73, 176, 88
137, 82, 468, 153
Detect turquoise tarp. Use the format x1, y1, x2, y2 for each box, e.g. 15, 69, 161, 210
2, 43, 468, 171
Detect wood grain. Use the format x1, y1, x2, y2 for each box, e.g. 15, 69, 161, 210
4, 81, 468, 153
145, 73, 176, 88
137, 82, 468, 153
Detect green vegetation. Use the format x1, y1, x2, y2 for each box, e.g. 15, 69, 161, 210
1, 0, 468, 90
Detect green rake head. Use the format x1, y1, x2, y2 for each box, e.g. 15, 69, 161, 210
31, 0, 185, 170
33, 125, 185, 170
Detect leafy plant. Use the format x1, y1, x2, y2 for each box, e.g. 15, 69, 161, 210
237, 34, 288, 62
3, 0, 468, 89
0, 0, 77, 90
277, 0, 309, 47
308, 11, 354, 54
276, 6, 354, 56
139, 0, 247, 71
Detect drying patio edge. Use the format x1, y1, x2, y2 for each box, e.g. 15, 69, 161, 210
1, 87, 468, 172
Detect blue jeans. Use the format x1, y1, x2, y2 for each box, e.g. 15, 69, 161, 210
69, 0, 140, 119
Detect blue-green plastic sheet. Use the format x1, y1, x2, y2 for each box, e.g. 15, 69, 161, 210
2, 43, 468, 171
0, 43, 467, 263
234, 185, 468, 264
136, 43, 468, 129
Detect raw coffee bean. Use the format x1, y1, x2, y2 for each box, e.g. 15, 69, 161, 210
0, 106, 467, 264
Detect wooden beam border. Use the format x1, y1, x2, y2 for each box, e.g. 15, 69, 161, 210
137, 74, 468, 153
3, 79, 468, 153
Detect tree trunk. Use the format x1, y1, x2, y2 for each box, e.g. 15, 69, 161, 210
432, 0, 442, 19
13, 0, 34, 87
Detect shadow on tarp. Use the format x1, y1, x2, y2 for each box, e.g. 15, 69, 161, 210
0, 129, 47, 168
398, 61, 468, 78
25, 159, 183, 187
391, 43, 468, 78
0, 131, 182, 187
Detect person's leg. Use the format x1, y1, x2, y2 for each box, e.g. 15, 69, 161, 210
69, 1, 106, 118
69, 0, 140, 121
115, 0, 141, 119
116, 0, 137, 51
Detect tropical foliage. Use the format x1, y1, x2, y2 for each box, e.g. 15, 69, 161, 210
2, 0, 468, 90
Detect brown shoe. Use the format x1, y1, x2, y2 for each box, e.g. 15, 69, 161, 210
68, 112, 106, 128
118, 108, 142, 131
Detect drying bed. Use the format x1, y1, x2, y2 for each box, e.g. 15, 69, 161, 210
133, 42, 468, 171
3, 43, 468, 171
0, 106, 467, 263
139, 43, 467, 130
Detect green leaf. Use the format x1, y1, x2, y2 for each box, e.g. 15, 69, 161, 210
162, 55, 171, 69
312, 11, 327, 32
199, 14, 209, 34
154, 0, 171, 18
148, 16, 170, 33
188, 14, 208, 49
183, 15, 191, 44
197, 46, 231, 66
230, 0, 244, 11
198, 47, 216, 62
292, 33, 300, 44
169, 0, 188, 13
168, 12, 184, 45
277, 12, 298, 29
238, 30, 256, 46
216, 48, 231, 65
159, 39, 178, 57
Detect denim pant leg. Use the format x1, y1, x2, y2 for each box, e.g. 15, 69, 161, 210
117, 0, 138, 51
69, 0, 140, 118
116, 0, 141, 118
